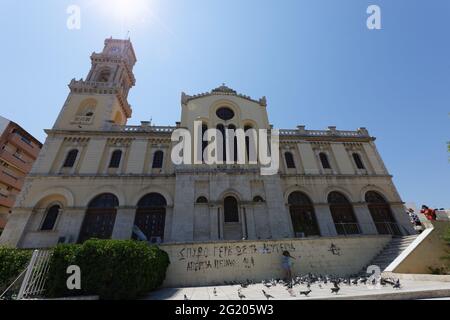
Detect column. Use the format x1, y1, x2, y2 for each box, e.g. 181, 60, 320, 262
209, 205, 219, 240
297, 142, 320, 174
171, 176, 195, 242
112, 207, 135, 240
79, 138, 107, 174
245, 207, 257, 240
353, 204, 378, 235
57, 207, 86, 243
314, 204, 338, 237
0, 208, 33, 247
390, 204, 415, 235
363, 142, 387, 175
31, 136, 64, 174
330, 143, 354, 174
163, 206, 173, 243
263, 176, 292, 239
126, 138, 148, 174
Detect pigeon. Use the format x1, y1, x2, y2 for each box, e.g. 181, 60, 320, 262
213, 288, 217, 296
184, 294, 189, 300
318, 284, 323, 289
262, 290, 274, 300
287, 289, 296, 297
352, 278, 358, 285
238, 291, 246, 300
331, 287, 340, 295
300, 290, 312, 297
393, 280, 401, 289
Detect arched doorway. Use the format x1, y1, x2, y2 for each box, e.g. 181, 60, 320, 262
328, 192, 360, 235
288, 192, 320, 237
366, 191, 401, 236
133, 193, 167, 243
223, 196, 243, 240
78, 193, 118, 243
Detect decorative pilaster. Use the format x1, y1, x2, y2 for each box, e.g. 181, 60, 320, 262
314, 204, 338, 237
112, 207, 135, 240
352, 204, 378, 235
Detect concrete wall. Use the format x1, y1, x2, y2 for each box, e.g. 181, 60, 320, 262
160, 235, 391, 288
385, 221, 450, 274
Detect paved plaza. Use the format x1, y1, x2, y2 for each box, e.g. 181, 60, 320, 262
146, 279, 450, 300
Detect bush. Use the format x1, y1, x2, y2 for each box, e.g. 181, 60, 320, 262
45, 240, 170, 300
0, 247, 32, 292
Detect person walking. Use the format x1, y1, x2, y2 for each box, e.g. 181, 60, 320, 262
281, 251, 296, 282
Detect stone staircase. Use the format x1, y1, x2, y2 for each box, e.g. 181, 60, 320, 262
366, 235, 418, 272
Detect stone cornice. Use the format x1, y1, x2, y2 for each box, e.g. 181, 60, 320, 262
181, 85, 267, 107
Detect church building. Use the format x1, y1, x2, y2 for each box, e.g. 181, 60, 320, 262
0, 38, 414, 248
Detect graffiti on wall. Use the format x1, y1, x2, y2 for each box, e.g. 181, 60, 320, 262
177, 242, 296, 272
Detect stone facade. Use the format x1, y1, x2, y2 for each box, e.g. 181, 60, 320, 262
0, 38, 415, 249
160, 236, 392, 287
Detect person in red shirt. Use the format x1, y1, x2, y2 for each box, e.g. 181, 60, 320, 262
421, 205, 437, 221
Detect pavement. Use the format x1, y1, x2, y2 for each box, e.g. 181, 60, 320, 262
145, 279, 450, 300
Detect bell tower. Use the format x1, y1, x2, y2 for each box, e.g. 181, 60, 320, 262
53, 38, 137, 131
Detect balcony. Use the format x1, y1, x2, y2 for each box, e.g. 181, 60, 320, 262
0, 194, 15, 208
71, 115, 94, 125
279, 126, 371, 139
9, 133, 40, 158
0, 149, 32, 173
0, 170, 23, 190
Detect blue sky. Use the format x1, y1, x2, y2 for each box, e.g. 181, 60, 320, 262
0, 0, 449, 207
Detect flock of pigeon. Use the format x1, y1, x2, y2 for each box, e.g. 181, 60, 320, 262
183, 274, 402, 300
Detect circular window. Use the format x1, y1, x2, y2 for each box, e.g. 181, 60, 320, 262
216, 107, 235, 121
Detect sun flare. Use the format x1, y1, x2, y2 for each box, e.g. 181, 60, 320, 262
98, 0, 152, 23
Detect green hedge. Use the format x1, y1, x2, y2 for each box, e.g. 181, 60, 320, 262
0, 247, 32, 292
45, 240, 170, 300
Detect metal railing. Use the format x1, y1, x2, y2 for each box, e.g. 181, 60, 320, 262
320, 221, 405, 237
334, 223, 362, 236
17, 250, 53, 300
279, 126, 370, 138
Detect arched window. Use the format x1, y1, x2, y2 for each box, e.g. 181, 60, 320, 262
63, 149, 78, 168
319, 153, 331, 169
41, 205, 61, 231
152, 151, 164, 169
78, 193, 119, 243
97, 68, 111, 82
201, 123, 208, 163
353, 153, 365, 170
244, 125, 255, 163
228, 125, 238, 163
134, 193, 167, 243
253, 196, 265, 203
328, 192, 360, 235
217, 124, 226, 163
285, 152, 296, 169
137, 193, 167, 207
196, 196, 208, 204
216, 107, 235, 121
224, 196, 239, 223
365, 191, 401, 235
288, 192, 320, 237
109, 150, 122, 168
